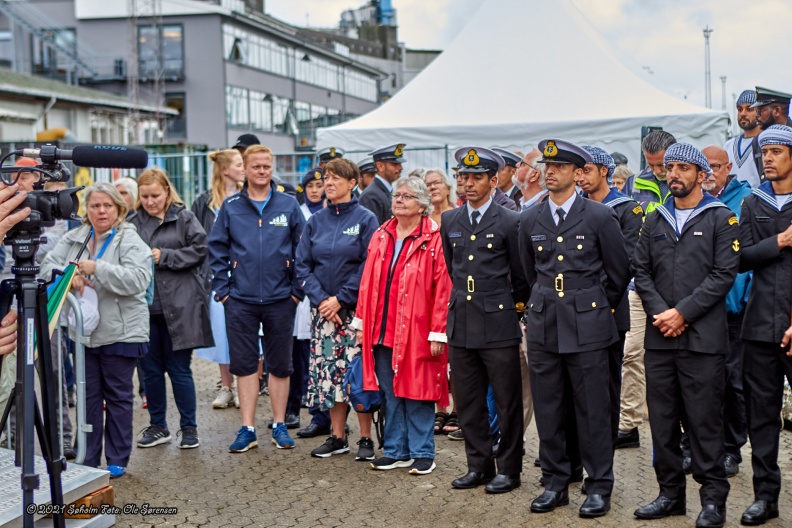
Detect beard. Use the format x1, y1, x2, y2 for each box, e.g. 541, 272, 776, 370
739, 118, 758, 131
757, 113, 776, 130
669, 179, 696, 198
701, 180, 716, 192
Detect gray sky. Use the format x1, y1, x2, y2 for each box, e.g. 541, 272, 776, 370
265, 0, 792, 114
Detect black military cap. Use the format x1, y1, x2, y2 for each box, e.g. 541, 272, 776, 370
537, 138, 593, 169
491, 148, 521, 168
233, 133, 261, 150
370, 144, 406, 164
357, 159, 376, 174
610, 152, 628, 165
750, 86, 792, 108
454, 147, 505, 174
317, 146, 345, 162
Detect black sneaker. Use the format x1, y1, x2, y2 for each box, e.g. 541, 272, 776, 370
370, 457, 413, 470
67, 386, 76, 408
259, 377, 269, 396
178, 427, 200, 449
355, 437, 375, 461
137, 425, 172, 448
63, 443, 76, 460
409, 458, 436, 475
311, 436, 350, 458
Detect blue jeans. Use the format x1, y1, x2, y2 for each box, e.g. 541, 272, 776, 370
140, 314, 197, 430
373, 346, 435, 460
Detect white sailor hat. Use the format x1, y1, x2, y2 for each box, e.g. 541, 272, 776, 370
491, 148, 522, 168
357, 158, 376, 173
537, 139, 593, 169
369, 144, 406, 163
317, 146, 345, 162
454, 147, 505, 174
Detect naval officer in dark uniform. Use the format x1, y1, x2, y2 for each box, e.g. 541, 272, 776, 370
359, 144, 405, 224
749, 87, 792, 180
519, 139, 630, 518
632, 143, 738, 528
441, 147, 530, 494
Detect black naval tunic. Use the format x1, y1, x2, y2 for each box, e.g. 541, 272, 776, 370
633, 194, 739, 507
518, 193, 630, 496
739, 183, 792, 502
441, 200, 529, 475
359, 177, 392, 225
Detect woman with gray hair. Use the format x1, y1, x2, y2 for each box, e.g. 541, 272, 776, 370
423, 168, 455, 227
115, 177, 139, 219
352, 176, 452, 475
40, 182, 152, 479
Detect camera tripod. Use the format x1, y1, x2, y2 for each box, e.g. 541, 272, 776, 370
0, 231, 68, 528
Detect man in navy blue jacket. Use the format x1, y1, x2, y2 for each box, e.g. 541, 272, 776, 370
209, 144, 306, 453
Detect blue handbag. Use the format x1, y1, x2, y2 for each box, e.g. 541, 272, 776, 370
344, 355, 381, 413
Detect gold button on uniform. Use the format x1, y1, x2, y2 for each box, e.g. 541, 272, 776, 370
538, 246, 543, 251
468, 255, 474, 260
558, 292, 564, 297
499, 304, 503, 309
557, 255, 564, 261
557, 236, 563, 242
466, 295, 472, 301
487, 243, 492, 248
471, 235, 476, 241
577, 244, 583, 250
592, 302, 597, 308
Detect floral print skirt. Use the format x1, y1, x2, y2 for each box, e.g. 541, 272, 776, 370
307, 309, 360, 411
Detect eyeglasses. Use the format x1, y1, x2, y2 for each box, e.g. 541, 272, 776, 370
709, 163, 725, 172
517, 160, 539, 171
393, 193, 418, 201
425, 181, 444, 189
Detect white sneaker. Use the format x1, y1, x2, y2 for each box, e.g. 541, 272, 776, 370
233, 389, 240, 408
213, 386, 234, 408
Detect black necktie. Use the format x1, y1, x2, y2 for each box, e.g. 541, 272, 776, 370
556, 207, 565, 227
471, 210, 481, 230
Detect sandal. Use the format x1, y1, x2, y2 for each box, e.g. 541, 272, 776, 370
434, 412, 449, 435
443, 412, 460, 434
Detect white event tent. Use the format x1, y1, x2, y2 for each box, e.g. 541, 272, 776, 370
317, 0, 730, 169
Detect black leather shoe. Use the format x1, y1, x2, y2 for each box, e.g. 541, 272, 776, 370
614, 427, 640, 449
724, 454, 740, 478
683, 456, 692, 474
534, 456, 541, 467
579, 494, 610, 518
740, 500, 779, 526
484, 474, 521, 494
268, 414, 300, 429
634, 496, 687, 519
296, 423, 330, 438
530, 489, 570, 513
695, 505, 726, 528
451, 471, 495, 489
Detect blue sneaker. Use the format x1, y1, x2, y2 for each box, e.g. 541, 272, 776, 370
272, 423, 295, 449
108, 465, 125, 478
229, 426, 258, 453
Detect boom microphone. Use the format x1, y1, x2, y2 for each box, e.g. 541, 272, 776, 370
21, 144, 148, 169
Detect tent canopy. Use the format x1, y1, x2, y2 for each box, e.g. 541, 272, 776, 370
318, 0, 729, 170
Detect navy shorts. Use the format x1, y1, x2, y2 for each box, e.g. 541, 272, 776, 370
224, 296, 296, 378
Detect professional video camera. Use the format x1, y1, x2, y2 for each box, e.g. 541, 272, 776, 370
0, 143, 147, 528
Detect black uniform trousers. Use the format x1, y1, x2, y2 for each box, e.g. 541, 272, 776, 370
645, 349, 729, 506
448, 345, 523, 475
529, 347, 613, 496
743, 339, 792, 501
608, 332, 626, 442
724, 312, 747, 460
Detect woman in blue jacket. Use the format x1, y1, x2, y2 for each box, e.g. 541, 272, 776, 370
296, 158, 380, 460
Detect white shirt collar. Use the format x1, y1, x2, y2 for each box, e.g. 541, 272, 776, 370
521, 189, 548, 210
550, 192, 578, 225
374, 175, 392, 192
466, 196, 493, 223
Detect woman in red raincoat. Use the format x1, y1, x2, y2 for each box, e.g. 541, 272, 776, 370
352, 176, 452, 476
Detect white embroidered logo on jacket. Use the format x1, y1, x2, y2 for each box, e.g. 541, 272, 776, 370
269, 214, 288, 227
343, 224, 360, 236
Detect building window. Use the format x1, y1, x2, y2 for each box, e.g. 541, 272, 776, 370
225, 86, 249, 127
165, 93, 186, 139
250, 89, 272, 132
138, 24, 184, 81
31, 28, 76, 79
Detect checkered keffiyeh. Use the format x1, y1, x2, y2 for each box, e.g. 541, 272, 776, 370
737, 89, 756, 107
663, 143, 712, 174
758, 125, 792, 147
581, 145, 615, 182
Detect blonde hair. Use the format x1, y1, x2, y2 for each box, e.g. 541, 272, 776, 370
82, 182, 128, 228
135, 167, 183, 211
243, 144, 273, 165
208, 149, 243, 211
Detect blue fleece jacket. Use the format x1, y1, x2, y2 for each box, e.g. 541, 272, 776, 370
209, 184, 305, 304
295, 196, 379, 309
719, 175, 753, 315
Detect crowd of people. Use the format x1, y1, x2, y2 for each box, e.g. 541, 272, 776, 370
0, 85, 791, 527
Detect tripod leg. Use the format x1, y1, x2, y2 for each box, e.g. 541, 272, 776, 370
34, 287, 65, 528
18, 283, 38, 528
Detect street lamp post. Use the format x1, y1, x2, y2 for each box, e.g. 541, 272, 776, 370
703, 26, 713, 108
